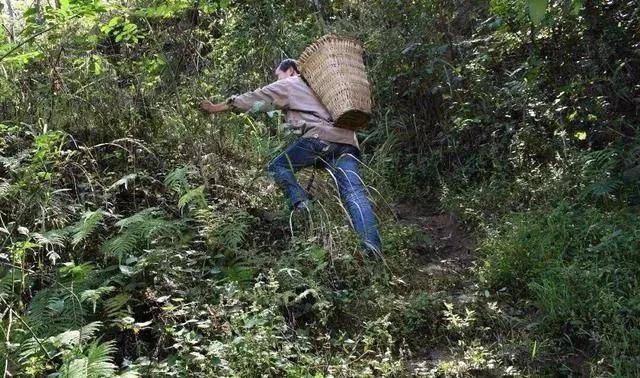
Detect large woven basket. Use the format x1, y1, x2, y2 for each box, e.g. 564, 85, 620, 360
298, 35, 372, 130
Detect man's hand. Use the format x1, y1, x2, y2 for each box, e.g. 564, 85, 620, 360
201, 100, 230, 113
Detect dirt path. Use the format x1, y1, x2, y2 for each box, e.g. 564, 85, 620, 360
393, 202, 496, 376
394, 201, 476, 299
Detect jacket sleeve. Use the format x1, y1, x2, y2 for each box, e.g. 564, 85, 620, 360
226, 79, 290, 113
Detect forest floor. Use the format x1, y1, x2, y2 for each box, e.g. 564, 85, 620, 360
393, 201, 592, 377
393, 202, 482, 376
390, 200, 561, 377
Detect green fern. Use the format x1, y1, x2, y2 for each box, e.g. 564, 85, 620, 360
114, 207, 161, 229
80, 286, 115, 313
33, 228, 68, 264
102, 207, 184, 261
197, 208, 251, 251
588, 178, 622, 198
217, 220, 248, 250
103, 293, 132, 322
33, 229, 67, 248
0, 179, 10, 198
164, 165, 194, 196
23, 263, 98, 337
19, 321, 103, 363
582, 148, 623, 199
101, 230, 139, 262
178, 185, 206, 211
59, 340, 118, 378
0, 150, 30, 172
72, 210, 104, 246
0, 268, 24, 301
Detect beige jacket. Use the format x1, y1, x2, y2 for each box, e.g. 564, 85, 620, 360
227, 75, 359, 148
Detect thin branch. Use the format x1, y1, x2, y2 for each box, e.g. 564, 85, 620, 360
0, 296, 53, 362
0, 14, 80, 64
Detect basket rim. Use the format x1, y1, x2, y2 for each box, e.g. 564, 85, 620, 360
298, 34, 364, 67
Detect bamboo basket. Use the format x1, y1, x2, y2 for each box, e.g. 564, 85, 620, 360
298, 35, 372, 130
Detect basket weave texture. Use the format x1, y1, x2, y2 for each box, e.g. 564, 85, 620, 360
298, 35, 372, 130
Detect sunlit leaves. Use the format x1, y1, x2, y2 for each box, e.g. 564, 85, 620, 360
100, 16, 144, 44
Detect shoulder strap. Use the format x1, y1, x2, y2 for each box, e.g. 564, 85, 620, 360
289, 75, 334, 123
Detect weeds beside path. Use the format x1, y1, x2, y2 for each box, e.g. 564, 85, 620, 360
393, 201, 561, 377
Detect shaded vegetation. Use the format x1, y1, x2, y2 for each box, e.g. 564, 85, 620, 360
1, 0, 639, 376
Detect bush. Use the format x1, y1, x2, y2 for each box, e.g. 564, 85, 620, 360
480, 203, 640, 374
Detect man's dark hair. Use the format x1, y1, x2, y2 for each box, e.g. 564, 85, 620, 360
277, 59, 300, 74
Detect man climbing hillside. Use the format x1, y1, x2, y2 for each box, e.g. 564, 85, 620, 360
201, 59, 382, 257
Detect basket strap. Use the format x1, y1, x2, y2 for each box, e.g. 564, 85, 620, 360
290, 74, 334, 124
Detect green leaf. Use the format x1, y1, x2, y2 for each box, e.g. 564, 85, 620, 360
528, 0, 548, 25
178, 185, 206, 210
574, 131, 587, 140
59, 0, 70, 12
571, 0, 583, 15
72, 210, 104, 246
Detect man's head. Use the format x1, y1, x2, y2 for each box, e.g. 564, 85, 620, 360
275, 59, 299, 81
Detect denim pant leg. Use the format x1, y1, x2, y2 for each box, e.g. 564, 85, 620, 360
267, 138, 323, 208
330, 150, 382, 253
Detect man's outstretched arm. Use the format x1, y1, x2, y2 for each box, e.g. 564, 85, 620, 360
201, 79, 290, 114
200, 101, 230, 113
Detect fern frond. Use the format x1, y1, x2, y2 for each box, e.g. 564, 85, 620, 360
178, 185, 206, 210
0, 271, 21, 300
33, 228, 68, 264
0, 179, 10, 198
198, 208, 252, 251
80, 286, 115, 313
164, 165, 194, 196
72, 210, 104, 246
103, 293, 131, 320
86, 340, 118, 377
589, 178, 622, 198
60, 356, 90, 378
18, 337, 46, 362
101, 231, 139, 261
0, 150, 30, 171
115, 207, 160, 229
142, 218, 184, 241
217, 220, 248, 250
78, 321, 103, 344
58, 340, 119, 378
105, 208, 185, 260
33, 229, 67, 247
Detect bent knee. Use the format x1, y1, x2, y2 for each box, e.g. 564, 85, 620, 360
267, 159, 285, 174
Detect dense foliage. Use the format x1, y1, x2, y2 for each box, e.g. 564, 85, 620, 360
1, 0, 638, 376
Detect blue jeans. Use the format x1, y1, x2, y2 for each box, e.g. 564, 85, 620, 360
267, 138, 382, 254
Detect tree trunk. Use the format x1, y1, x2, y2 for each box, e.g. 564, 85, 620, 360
34, 0, 44, 24
5, 0, 15, 42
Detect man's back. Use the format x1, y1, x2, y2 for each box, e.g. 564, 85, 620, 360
229, 75, 359, 147
284, 75, 358, 148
